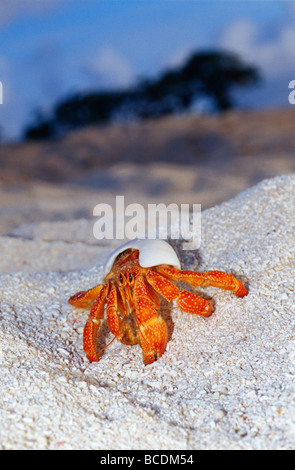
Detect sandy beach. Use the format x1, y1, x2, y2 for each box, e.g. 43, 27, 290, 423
0, 108, 295, 449
0, 174, 294, 449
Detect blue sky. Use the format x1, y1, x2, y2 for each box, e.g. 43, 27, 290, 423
0, 0, 294, 141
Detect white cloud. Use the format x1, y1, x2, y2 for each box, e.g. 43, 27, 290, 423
83, 46, 134, 89
219, 7, 295, 80
164, 46, 194, 70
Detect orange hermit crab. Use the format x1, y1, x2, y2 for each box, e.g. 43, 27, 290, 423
68, 239, 247, 365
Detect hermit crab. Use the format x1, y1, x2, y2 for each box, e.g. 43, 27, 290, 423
69, 239, 247, 365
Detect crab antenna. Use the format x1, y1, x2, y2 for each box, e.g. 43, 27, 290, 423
95, 335, 117, 358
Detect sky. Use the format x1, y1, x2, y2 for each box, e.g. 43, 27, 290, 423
0, 0, 294, 142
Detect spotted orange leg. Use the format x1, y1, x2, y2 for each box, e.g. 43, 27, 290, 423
106, 284, 138, 346
146, 270, 212, 316
155, 266, 248, 298
68, 284, 104, 308
81, 283, 110, 362
134, 276, 168, 365
70, 281, 140, 362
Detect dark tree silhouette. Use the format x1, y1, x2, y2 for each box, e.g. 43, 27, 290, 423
138, 50, 260, 116
54, 91, 129, 129
23, 49, 261, 140
181, 50, 260, 111
24, 120, 55, 140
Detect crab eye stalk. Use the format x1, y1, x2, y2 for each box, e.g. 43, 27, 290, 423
119, 273, 124, 284
129, 272, 133, 283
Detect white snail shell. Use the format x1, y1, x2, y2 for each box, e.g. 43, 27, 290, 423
104, 238, 181, 275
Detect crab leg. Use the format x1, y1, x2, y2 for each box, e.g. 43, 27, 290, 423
156, 266, 248, 298
146, 270, 212, 316
83, 282, 110, 362
69, 284, 104, 308
106, 285, 138, 346
134, 276, 168, 365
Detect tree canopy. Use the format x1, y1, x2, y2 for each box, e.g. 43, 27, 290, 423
24, 49, 261, 140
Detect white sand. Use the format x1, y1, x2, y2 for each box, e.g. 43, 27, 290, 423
0, 174, 294, 449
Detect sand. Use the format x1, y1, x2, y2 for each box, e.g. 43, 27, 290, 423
0, 174, 294, 449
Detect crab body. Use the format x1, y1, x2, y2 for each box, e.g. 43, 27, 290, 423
69, 239, 247, 365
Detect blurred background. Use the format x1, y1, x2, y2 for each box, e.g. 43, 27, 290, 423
0, 0, 294, 236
